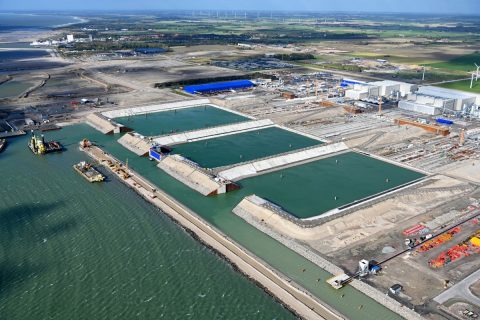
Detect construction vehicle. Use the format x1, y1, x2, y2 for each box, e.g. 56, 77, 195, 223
327, 274, 352, 289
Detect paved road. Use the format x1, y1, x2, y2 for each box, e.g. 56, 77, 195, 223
434, 268, 480, 306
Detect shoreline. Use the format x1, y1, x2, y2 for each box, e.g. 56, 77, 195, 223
0, 13, 87, 43
53, 16, 89, 28
82, 144, 344, 320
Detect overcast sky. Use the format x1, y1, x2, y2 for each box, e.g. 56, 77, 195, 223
0, 0, 479, 14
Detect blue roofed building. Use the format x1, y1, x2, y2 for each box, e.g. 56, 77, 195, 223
184, 80, 255, 94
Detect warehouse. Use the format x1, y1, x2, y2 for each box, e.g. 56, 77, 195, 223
398, 94, 449, 115
369, 80, 417, 98
344, 83, 379, 100
184, 80, 255, 94
398, 86, 480, 115
417, 86, 478, 111
344, 80, 417, 100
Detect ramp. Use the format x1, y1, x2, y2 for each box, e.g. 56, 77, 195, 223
117, 132, 151, 156
158, 155, 239, 196
153, 119, 274, 145
86, 113, 119, 134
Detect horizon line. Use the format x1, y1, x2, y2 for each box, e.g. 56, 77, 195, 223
1, 9, 480, 16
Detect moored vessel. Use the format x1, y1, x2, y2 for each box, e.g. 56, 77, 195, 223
28, 131, 63, 155
73, 161, 105, 183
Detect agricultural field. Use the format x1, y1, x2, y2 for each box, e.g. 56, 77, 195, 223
426, 53, 480, 72
436, 79, 480, 94
62, 13, 480, 51
54, 12, 480, 88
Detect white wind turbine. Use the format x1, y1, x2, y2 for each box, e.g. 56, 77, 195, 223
475, 63, 479, 81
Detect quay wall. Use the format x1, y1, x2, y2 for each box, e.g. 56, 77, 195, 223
153, 119, 274, 145
218, 142, 348, 181
102, 99, 210, 119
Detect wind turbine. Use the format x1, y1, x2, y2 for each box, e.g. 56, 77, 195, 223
475, 63, 479, 81
470, 72, 475, 89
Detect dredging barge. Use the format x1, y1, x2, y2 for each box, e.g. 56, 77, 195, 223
28, 131, 63, 155
73, 161, 105, 183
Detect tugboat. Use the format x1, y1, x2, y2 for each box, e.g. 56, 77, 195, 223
73, 161, 105, 183
28, 131, 63, 155
0, 139, 6, 153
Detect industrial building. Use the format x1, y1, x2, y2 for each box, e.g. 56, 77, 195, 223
399, 86, 480, 116
398, 93, 449, 115
417, 86, 479, 111
342, 78, 480, 117
344, 80, 417, 100
344, 83, 379, 100
370, 80, 418, 98
184, 80, 255, 94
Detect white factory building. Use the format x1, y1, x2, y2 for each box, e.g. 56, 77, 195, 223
399, 86, 480, 116
344, 78, 480, 117
417, 86, 478, 111
398, 94, 449, 115
344, 80, 417, 100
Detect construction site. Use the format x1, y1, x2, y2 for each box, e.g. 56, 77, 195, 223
4, 31, 480, 319
3, 55, 480, 318
199, 78, 480, 319
84, 69, 480, 318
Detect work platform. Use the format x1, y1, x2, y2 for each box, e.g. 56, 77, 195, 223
233, 195, 295, 223
218, 142, 349, 181
153, 119, 274, 145
157, 154, 239, 196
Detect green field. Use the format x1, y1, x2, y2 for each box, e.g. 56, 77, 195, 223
426, 53, 480, 72
347, 52, 438, 65
172, 127, 321, 168
436, 79, 480, 94
240, 152, 425, 218
115, 105, 248, 136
